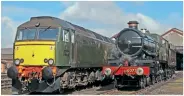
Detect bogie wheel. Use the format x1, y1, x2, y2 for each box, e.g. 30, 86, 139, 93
114, 79, 118, 88
166, 71, 170, 79
56, 88, 64, 94
116, 86, 121, 91
155, 76, 159, 83
159, 75, 163, 82
146, 77, 151, 86
151, 76, 155, 85
170, 71, 173, 78
140, 77, 146, 89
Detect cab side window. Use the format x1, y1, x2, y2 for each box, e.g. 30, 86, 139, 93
63, 29, 69, 42
71, 30, 75, 43
17, 31, 23, 40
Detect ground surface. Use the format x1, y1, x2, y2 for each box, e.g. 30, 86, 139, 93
1, 89, 11, 95
1, 71, 183, 95
148, 74, 183, 95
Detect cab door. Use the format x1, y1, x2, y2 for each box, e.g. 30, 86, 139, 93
55, 28, 76, 66
69, 29, 76, 66
56, 28, 70, 66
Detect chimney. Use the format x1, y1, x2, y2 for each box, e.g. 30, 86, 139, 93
127, 21, 139, 29
141, 28, 147, 33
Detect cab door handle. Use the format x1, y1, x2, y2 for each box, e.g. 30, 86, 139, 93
64, 50, 69, 56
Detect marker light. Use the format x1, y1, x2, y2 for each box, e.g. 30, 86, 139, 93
104, 68, 112, 76
136, 67, 144, 75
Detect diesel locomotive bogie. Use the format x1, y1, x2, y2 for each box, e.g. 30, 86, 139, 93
60, 68, 104, 89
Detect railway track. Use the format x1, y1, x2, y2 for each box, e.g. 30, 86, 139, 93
96, 71, 183, 95
131, 72, 182, 95
2, 71, 182, 95
1, 73, 12, 90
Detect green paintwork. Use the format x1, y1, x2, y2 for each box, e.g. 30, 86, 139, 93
55, 27, 113, 67
55, 27, 70, 66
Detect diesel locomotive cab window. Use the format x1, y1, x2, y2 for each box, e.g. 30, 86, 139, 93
118, 30, 142, 55
16, 29, 36, 40
16, 28, 58, 40
38, 28, 59, 40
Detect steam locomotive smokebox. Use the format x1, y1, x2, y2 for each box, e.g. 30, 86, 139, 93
116, 21, 156, 57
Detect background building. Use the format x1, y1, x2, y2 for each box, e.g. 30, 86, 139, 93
161, 28, 183, 70
1, 48, 13, 73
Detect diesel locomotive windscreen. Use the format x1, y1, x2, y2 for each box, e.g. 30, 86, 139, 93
16, 28, 59, 41
117, 29, 142, 55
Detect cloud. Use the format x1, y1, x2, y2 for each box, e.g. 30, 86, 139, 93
1, 5, 37, 48
60, 1, 181, 37
2, 5, 53, 18
164, 12, 183, 29
2, 6, 41, 15
1, 16, 22, 48
1, 5, 52, 48
1, 1, 182, 48
60, 1, 123, 25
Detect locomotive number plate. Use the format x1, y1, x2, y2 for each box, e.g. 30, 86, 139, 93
124, 68, 136, 73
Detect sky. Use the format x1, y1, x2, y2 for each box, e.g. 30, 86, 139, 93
1, 1, 183, 48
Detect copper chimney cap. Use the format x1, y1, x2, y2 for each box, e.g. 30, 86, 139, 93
127, 21, 139, 29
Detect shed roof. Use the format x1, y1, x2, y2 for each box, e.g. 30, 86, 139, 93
1, 48, 13, 55
161, 28, 183, 37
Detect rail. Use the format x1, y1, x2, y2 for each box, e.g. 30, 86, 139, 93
1, 73, 12, 90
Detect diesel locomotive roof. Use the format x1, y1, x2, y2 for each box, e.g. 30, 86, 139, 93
18, 16, 75, 29
18, 16, 112, 43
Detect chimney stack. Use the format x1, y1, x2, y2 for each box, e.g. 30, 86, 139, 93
127, 21, 139, 29
141, 28, 147, 33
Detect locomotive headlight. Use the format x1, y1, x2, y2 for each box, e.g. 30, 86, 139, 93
48, 59, 54, 65
104, 68, 111, 76
136, 67, 144, 75
14, 59, 20, 65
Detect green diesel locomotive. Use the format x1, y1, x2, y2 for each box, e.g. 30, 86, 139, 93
7, 16, 115, 94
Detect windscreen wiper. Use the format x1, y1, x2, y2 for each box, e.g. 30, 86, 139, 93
25, 27, 33, 32
39, 26, 51, 33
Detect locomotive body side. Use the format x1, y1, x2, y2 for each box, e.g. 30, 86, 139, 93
73, 32, 113, 67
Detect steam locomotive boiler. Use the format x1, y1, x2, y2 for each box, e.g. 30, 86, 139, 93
102, 21, 176, 89
117, 21, 157, 59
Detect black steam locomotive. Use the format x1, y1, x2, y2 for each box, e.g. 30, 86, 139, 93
102, 21, 176, 89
